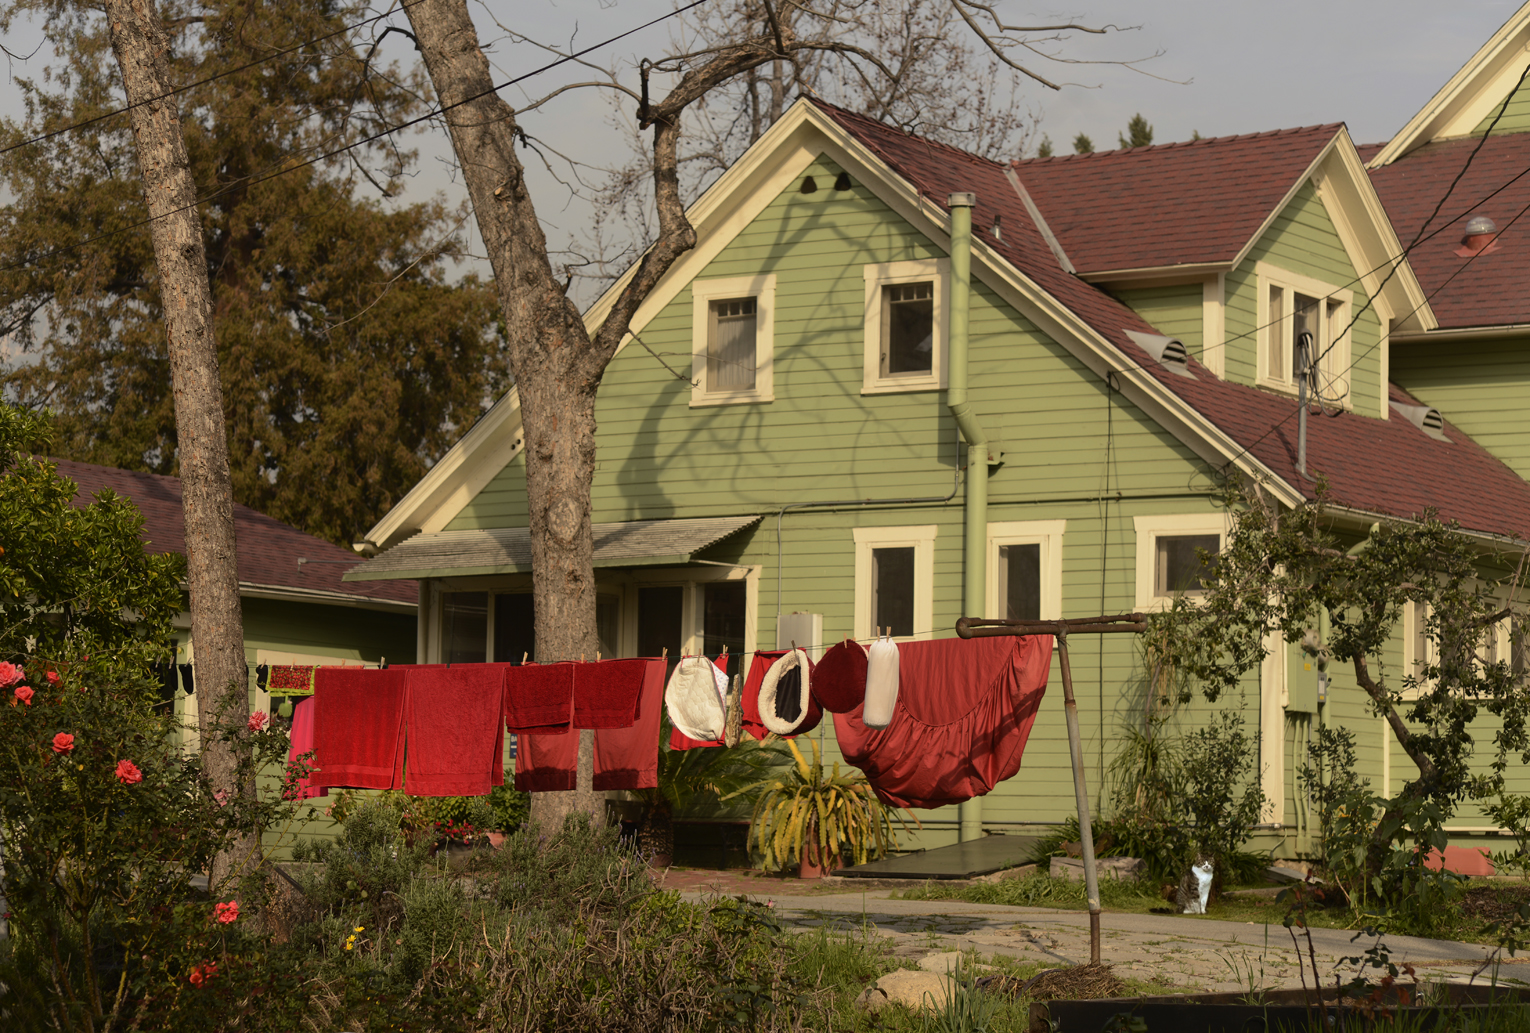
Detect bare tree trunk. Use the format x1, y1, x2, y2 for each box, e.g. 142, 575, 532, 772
104, 0, 252, 888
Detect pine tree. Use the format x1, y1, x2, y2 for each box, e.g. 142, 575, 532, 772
1073, 132, 1095, 154
0, 0, 506, 546
1037, 134, 1054, 158
1119, 113, 1154, 149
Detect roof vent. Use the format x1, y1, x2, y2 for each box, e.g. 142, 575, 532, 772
1454, 214, 1501, 257
1389, 400, 1450, 442
1123, 330, 1195, 377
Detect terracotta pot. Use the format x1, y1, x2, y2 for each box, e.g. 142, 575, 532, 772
486, 832, 507, 849
798, 841, 840, 879
648, 852, 674, 869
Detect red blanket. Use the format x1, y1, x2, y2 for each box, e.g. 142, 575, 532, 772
831, 636, 1051, 809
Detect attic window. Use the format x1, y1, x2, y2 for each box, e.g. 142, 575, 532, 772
1389, 400, 1450, 442
1123, 329, 1195, 378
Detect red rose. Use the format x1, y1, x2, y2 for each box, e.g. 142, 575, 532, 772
13, 686, 32, 707
52, 733, 74, 753
115, 759, 143, 785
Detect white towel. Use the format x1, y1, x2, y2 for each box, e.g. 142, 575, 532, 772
862, 636, 900, 729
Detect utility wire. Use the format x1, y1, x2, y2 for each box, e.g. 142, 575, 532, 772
2, 0, 716, 274
0, 0, 430, 157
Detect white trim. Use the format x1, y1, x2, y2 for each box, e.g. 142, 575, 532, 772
690, 274, 776, 406
1259, 626, 1286, 823
1253, 261, 1354, 406
1132, 513, 1230, 611
852, 525, 937, 640
862, 258, 950, 394
1201, 274, 1225, 379
985, 520, 1066, 621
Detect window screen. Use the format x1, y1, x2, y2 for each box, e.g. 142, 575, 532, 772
493, 593, 534, 664
708, 297, 757, 391
872, 546, 916, 636
882, 282, 934, 376
704, 581, 747, 681
441, 591, 488, 663
638, 585, 685, 677
1266, 285, 1285, 380
1154, 535, 1219, 596
998, 543, 1042, 621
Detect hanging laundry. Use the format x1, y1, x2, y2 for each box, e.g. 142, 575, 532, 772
503, 662, 574, 733
862, 636, 900, 729
403, 666, 506, 797
269, 664, 316, 694
832, 636, 1052, 809
151, 663, 179, 711
311, 667, 407, 790
759, 647, 821, 736
574, 658, 650, 728
285, 696, 327, 800
813, 638, 869, 714
515, 729, 576, 792
178, 663, 195, 696
669, 650, 781, 749
593, 658, 668, 790
665, 655, 728, 742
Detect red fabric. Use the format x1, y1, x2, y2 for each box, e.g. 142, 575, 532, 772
515, 730, 577, 792
832, 637, 1052, 809
285, 696, 326, 799
574, 658, 648, 729
593, 659, 668, 790
403, 666, 506, 797
269, 665, 316, 693
504, 662, 574, 733
814, 639, 869, 713
311, 667, 407, 790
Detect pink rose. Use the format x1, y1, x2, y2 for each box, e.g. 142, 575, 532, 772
0, 662, 23, 688
115, 759, 143, 785
247, 710, 268, 732
214, 788, 229, 807
13, 686, 32, 707
52, 732, 74, 753
45, 671, 59, 685
213, 901, 239, 924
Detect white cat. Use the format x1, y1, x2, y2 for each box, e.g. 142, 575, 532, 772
1177, 858, 1214, 914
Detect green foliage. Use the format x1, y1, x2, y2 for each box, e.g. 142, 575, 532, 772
0, 0, 506, 545
902, 867, 1161, 910
486, 783, 531, 832
639, 724, 790, 817
1181, 711, 1268, 880
732, 736, 915, 871
1036, 134, 1054, 158
1072, 132, 1095, 154
1118, 113, 1154, 148
486, 813, 654, 925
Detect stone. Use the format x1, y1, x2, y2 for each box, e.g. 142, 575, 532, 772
855, 969, 957, 1013
975, 863, 1036, 884
1050, 855, 1145, 883
917, 951, 994, 976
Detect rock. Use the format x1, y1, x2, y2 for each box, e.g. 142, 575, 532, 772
917, 951, 994, 976
1050, 856, 1144, 883
856, 969, 957, 1012
975, 863, 1036, 884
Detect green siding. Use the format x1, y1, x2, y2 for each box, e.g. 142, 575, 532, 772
1473, 74, 1530, 135
1114, 284, 1203, 360
1225, 182, 1385, 419
1392, 336, 1530, 481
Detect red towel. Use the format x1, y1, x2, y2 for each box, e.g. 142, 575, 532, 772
515, 729, 577, 792
269, 664, 316, 693
504, 662, 574, 733
574, 658, 648, 728
283, 696, 327, 800
311, 667, 407, 790
403, 665, 506, 797
832, 636, 1052, 809
593, 659, 667, 790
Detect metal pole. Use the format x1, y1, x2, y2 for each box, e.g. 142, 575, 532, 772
1056, 629, 1102, 965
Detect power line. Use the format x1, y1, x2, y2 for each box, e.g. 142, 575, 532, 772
3, 0, 716, 274
0, 0, 431, 158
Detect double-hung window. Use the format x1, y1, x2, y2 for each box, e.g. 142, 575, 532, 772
863, 259, 948, 393
1133, 514, 1227, 611
1255, 262, 1351, 404
853, 526, 937, 640
691, 274, 775, 406
987, 520, 1066, 621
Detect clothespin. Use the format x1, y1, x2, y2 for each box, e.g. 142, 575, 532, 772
596, 652, 601, 662
662, 647, 668, 659
522, 652, 528, 664
581, 653, 585, 663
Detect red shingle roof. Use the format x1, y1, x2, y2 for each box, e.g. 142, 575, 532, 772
1011, 125, 1342, 274
816, 101, 1530, 540
1367, 134, 1530, 328
54, 459, 416, 606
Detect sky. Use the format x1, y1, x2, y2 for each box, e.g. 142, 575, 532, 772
0, 0, 1526, 304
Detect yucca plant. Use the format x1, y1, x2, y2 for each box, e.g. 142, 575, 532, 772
729, 736, 916, 872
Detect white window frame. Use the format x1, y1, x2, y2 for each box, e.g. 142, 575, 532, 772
690, 274, 775, 407
986, 520, 1066, 620
853, 525, 937, 641
1133, 513, 1229, 611
1254, 261, 1353, 407
862, 258, 949, 394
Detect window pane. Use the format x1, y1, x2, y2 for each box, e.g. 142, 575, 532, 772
638, 585, 685, 677
597, 596, 620, 660
1000, 543, 1042, 621
708, 297, 757, 391
493, 592, 534, 663
1154, 535, 1219, 596
1293, 292, 1319, 381
1266, 285, 1284, 380
442, 591, 488, 664
873, 547, 916, 636
704, 581, 747, 681
882, 282, 934, 376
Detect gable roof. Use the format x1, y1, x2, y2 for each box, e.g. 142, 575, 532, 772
1367, 132, 1530, 329
1369, 2, 1530, 168
816, 102, 1530, 540
58, 460, 416, 609
1012, 126, 1343, 278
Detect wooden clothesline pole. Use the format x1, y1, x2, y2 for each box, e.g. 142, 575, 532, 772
955, 612, 1147, 966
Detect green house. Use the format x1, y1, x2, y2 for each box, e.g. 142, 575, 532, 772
347, 13, 1530, 862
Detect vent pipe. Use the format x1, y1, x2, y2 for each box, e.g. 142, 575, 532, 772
947, 191, 989, 844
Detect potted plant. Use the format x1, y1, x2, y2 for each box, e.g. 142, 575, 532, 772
732, 736, 915, 878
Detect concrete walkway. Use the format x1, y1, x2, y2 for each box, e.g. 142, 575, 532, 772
676, 883, 1523, 994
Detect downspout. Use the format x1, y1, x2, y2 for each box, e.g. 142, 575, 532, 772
947, 192, 990, 843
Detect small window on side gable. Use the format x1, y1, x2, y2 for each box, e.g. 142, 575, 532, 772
863, 259, 949, 394
691, 275, 775, 407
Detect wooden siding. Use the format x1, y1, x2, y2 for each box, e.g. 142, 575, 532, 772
1114, 283, 1204, 361
1391, 336, 1530, 482
1473, 74, 1530, 135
